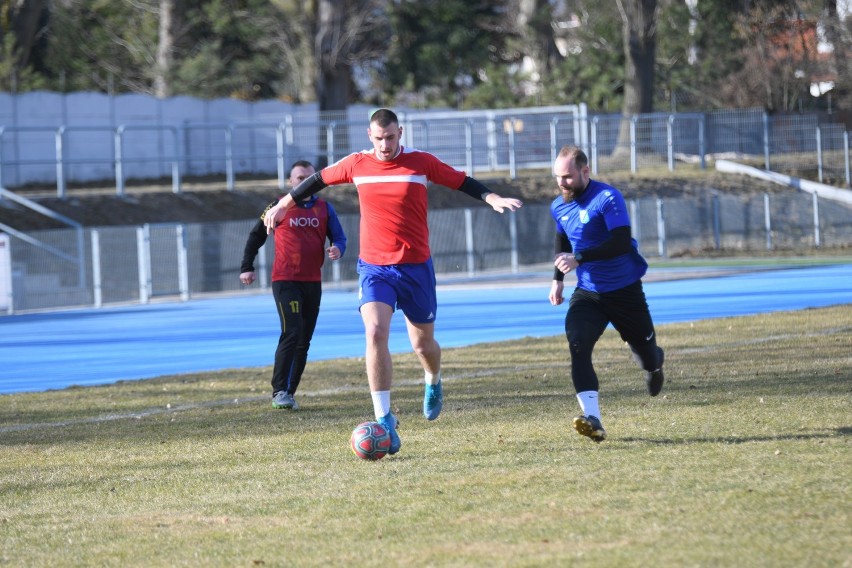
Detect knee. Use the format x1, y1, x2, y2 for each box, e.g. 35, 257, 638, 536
363, 322, 390, 347
411, 337, 440, 360
566, 330, 595, 359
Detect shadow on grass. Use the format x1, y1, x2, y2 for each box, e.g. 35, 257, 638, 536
618, 426, 850, 445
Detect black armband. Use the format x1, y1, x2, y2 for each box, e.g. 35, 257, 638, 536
290, 171, 328, 203
457, 176, 493, 201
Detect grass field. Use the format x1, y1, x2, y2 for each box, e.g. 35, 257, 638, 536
1, 304, 850, 567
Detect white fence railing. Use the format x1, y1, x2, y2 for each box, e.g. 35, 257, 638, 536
2, 92, 850, 195
4, 193, 852, 315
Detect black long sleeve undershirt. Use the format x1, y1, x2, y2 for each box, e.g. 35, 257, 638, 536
289, 171, 328, 203
457, 176, 493, 201
552, 226, 633, 281
291, 173, 491, 204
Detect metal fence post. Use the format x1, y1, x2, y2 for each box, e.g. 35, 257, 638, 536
0, 126, 6, 188
630, 116, 638, 174
114, 126, 125, 196
816, 127, 824, 183
549, 117, 559, 165
326, 122, 336, 167
464, 208, 475, 277
712, 194, 721, 250
844, 131, 850, 188
136, 225, 150, 304
55, 127, 67, 198
508, 117, 517, 180
656, 198, 666, 257
276, 123, 286, 191
91, 229, 102, 308
763, 113, 771, 171
590, 117, 599, 175
699, 114, 707, 170
465, 119, 475, 176
486, 112, 498, 171
0, 233, 12, 315
629, 199, 640, 249
812, 193, 820, 248
667, 115, 675, 172
257, 242, 269, 289
764, 193, 772, 250
225, 126, 235, 191
176, 224, 189, 301
509, 212, 518, 274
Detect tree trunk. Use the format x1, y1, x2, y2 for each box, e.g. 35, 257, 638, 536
821, 0, 851, 109
5, 0, 49, 67
315, 0, 353, 166
315, 0, 353, 113
517, 0, 563, 76
615, 0, 657, 156
154, 0, 174, 98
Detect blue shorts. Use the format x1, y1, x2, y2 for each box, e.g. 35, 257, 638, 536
357, 258, 437, 324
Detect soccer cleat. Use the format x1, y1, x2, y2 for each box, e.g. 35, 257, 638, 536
423, 381, 443, 421
377, 412, 401, 455
271, 391, 293, 409
646, 347, 665, 397
288, 394, 300, 411
573, 415, 607, 443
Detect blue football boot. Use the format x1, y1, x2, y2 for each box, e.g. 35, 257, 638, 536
423, 381, 443, 421
377, 412, 401, 454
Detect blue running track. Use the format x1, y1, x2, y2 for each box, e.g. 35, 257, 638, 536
1, 264, 850, 394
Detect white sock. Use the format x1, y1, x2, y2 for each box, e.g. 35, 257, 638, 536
424, 371, 441, 386
576, 391, 601, 419
371, 390, 391, 419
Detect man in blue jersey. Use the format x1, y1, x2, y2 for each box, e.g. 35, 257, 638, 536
548, 145, 664, 443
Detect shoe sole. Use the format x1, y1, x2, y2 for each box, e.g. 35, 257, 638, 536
573, 416, 607, 443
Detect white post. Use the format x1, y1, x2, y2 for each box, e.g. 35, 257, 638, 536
91, 229, 102, 308
176, 224, 189, 301
764, 193, 772, 250
465, 119, 474, 176
630, 116, 638, 174
464, 208, 475, 277
816, 127, 824, 183
137, 225, 150, 304
0, 233, 12, 315
656, 198, 666, 258
257, 242, 269, 289
667, 115, 675, 172
713, 194, 721, 250
812, 193, 821, 248
629, 199, 641, 251
332, 260, 341, 285
507, 118, 517, 180
509, 211, 518, 274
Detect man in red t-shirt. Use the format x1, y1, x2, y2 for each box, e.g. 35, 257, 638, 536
264, 109, 522, 454
241, 160, 347, 410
